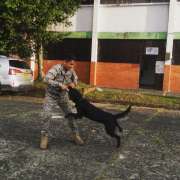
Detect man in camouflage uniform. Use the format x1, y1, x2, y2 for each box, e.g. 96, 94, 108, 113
41, 58, 84, 148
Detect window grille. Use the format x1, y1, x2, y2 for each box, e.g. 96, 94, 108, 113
98, 39, 166, 64
81, 0, 94, 4
44, 39, 92, 61
172, 40, 180, 65
100, 0, 169, 4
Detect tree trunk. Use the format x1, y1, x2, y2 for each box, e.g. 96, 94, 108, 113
36, 44, 44, 81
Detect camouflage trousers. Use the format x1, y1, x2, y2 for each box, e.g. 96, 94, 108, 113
41, 90, 79, 138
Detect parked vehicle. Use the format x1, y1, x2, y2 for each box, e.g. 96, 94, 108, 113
0, 55, 7, 58
0, 56, 33, 91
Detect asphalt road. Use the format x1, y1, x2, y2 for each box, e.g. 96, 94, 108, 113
0, 96, 180, 180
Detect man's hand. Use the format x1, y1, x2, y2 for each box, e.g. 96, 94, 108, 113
67, 83, 76, 88
60, 84, 68, 90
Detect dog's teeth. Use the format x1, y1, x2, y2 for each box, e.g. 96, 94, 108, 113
96, 87, 103, 92
119, 154, 126, 160
91, 129, 96, 133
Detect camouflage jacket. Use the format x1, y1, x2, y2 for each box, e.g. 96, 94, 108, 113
44, 64, 78, 96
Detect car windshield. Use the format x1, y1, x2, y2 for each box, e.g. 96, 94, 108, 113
9, 60, 30, 69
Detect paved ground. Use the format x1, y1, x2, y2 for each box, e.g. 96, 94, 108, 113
0, 96, 180, 180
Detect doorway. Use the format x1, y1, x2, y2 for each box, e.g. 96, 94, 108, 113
140, 55, 164, 90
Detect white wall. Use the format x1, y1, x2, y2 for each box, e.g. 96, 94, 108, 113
98, 4, 169, 33
174, 3, 180, 32
49, 6, 93, 32
49, 3, 180, 34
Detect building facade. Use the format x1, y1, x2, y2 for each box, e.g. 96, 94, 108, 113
43, 0, 180, 93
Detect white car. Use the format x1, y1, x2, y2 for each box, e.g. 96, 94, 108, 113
0, 56, 33, 91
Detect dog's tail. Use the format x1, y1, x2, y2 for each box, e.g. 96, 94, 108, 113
114, 105, 131, 119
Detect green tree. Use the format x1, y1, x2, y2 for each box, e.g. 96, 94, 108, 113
0, 0, 80, 80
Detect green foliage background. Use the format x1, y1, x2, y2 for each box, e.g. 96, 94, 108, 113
0, 0, 80, 58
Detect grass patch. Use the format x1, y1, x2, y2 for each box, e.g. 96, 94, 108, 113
85, 88, 180, 109
31, 81, 180, 109
33, 80, 47, 89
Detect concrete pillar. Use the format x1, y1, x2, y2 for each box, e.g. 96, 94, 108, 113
90, 0, 100, 86
164, 0, 176, 93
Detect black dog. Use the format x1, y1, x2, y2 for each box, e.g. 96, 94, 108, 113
67, 88, 131, 148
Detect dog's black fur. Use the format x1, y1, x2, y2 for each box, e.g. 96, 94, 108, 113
67, 88, 131, 148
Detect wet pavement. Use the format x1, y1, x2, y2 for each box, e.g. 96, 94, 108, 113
0, 96, 180, 180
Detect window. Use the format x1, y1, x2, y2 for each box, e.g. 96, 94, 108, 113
172, 40, 180, 65
98, 39, 166, 64
81, 0, 94, 4
44, 39, 92, 61
98, 39, 141, 63
9, 60, 30, 69
100, 0, 169, 4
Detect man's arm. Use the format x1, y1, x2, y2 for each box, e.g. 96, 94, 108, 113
67, 70, 78, 88
44, 64, 67, 90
